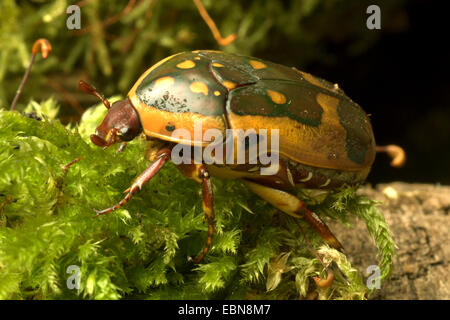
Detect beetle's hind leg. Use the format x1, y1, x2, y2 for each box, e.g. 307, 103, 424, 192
176, 164, 215, 264
242, 180, 343, 251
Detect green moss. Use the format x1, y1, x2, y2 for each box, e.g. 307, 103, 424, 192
0, 100, 395, 300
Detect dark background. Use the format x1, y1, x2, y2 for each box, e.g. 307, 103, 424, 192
310, 1, 450, 185
2, 0, 449, 185
256, 0, 450, 185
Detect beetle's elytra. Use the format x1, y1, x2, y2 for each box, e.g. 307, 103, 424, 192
81, 50, 376, 264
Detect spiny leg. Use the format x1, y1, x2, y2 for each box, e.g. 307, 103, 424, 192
194, 165, 215, 263
117, 142, 127, 154
94, 148, 171, 216
293, 219, 334, 289
242, 180, 343, 251
243, 180, 344, 288
176, 164, 215, 263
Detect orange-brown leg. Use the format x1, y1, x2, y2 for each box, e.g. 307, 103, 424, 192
176, 164, 215, 263
117, 142, 127, 153
243, 180, 342, 288
242, 180, 343, 251
94, 148, 171, 216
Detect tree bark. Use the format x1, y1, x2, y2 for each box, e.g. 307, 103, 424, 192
330, 182, 450, 299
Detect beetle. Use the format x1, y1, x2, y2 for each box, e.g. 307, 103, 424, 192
79, 50, 378, 264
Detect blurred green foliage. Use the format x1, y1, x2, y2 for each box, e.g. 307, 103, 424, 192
0, 0, 405, 116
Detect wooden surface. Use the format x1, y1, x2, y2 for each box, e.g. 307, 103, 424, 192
329, 182, 450, 299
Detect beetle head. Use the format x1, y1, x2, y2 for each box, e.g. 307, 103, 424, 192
79, 81, 142, 148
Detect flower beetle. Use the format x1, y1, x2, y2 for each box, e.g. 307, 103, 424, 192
80, 50, 378, 264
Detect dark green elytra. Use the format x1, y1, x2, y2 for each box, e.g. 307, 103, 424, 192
227, 80, 324, 127
136, 52, 227, 117
134, 51, 329, 123
337, 98, 374, 164
131, 50, 375, 169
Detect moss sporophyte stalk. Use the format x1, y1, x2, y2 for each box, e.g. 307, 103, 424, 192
0, 99, 395, 299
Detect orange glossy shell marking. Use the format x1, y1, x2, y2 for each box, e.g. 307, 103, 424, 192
315, 93, 342, 135
266, 89, 287, 104
129, 96, 226, 147
193, 50, 222, 53
249, 60, 267, 69
222, 80, 236, 90
227, 91, 367, 170
316, 93, 340, 116
176, 60, 196, 69
128, 52, 182, 98
190, 81, 209, 96
153, 76, 175, 89
297, 70, 334, 92
127, 52, 227, 146
212, 62, 224, 67
214, 90, 221, 96
226, 112, 318, 164
227, 112, 357, 170
311, 92, 349, 167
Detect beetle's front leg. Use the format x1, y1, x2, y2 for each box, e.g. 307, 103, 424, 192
176, 163, 215, 264
94, 148, 171, 216
116, 142, 127, 154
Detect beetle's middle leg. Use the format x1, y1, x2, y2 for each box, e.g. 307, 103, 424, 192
242, 179, 343, 252
176, 163, 215, 264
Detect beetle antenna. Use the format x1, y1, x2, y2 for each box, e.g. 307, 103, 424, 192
62, 156, 84, 172
78, 80, 111, 109
376, 144, 406, 168
10, 39, 52, 111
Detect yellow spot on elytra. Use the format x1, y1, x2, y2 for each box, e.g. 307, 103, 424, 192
267, 89, 286, 104
212, 62, 224, 68
316, 93, 339, 111
190, 81, 209, 96
154, 76, 175, 89
194, 57, 201, 60
214, 91, 221, 96
128, 53, 182, 97
249, 60, 267, 69
176, 60, 196, 69
297, 69, 333, 92
222, 80, 236, 90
